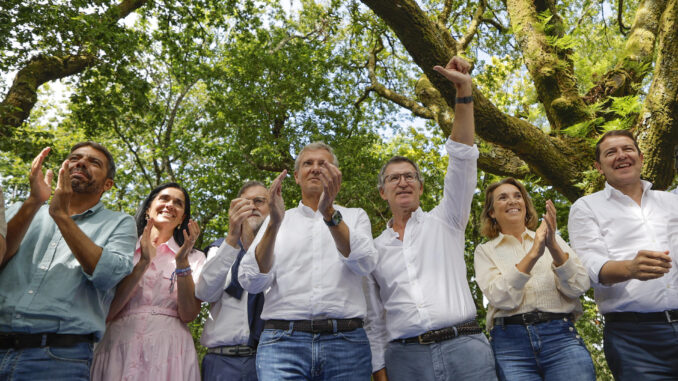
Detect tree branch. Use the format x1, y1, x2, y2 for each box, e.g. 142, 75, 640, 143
584, 0, 667, 105
365, 38, 435, 119
457, 0, 487, 51
439, 0, 455, 24
111, 118, 154, 188
505, 0, 589, 130
618, 0, 631, 35
636, 0, 678, 190
1, 0, 150, 136
361, 0, 593, 201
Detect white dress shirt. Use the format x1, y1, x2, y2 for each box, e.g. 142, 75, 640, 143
365, 139, 479, 371
474, 229, 589, 331
239, 204, 377, 320
195, 242, 252, 348
568, 181, 678, 314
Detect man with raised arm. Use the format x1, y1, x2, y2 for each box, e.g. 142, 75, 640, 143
0, 143, 136, 380
196, 180, 269, 381
238, 143, 377, 380
365, 56, 497, 381
568, 129, 678, 380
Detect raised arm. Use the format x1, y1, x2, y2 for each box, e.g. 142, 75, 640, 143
174, 220, 203, 323
433, 56, 474, 145
3, 147, 53, 265
254, 170, 286, 273
196, 197, 254, 302
318, 162, 351, 257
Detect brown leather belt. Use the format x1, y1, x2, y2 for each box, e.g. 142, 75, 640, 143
393, 320, 483, 344
604, 310, 678, 324
0, 333, 95, 349
264, 318, 363, 333
494, 312, 573, 326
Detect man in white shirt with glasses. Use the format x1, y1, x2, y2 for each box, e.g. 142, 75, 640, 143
239, 142, 377, 379
365, 56, 497, 381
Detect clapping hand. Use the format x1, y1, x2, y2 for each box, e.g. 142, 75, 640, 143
29, 147, 54, 204
268, 170, 287, 226
175, 219, 200, 265
317, 162, 342, 219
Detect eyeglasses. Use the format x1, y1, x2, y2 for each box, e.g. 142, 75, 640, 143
384, 172, 419, 184
246, 197, 267, 207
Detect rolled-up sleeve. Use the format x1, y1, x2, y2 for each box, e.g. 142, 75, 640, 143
341, 208, 377, 276
568, 200, 612, 285
364, 274, 387, 372
474, 243, 530, 310
551, 235, 590, 298
84, 215, 136, 290
196, 242, 240, 303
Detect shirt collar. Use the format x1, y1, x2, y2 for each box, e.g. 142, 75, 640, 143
491, 228, 533, 248
135, 235, 180, 254
71, 201, 104, 219
603, 180, 652, 200
297, 200, 323, 218
386, 207, 424, 234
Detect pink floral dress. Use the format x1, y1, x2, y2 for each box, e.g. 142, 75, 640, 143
91, 238, 205, 381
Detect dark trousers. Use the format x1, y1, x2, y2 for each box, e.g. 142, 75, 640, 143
202, 353, 257, 381
604, 321, 678, 380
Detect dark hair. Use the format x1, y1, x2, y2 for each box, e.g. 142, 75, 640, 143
70, 141, 116, 180
237, 180, 266, 197
134, 183, 191, 245
480, 177, 538, 239
595, 130, 640, 162
378, 156, 423, 190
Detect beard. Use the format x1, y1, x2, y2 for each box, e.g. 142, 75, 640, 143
246, 213, 266, 233
70, 168, 99, 194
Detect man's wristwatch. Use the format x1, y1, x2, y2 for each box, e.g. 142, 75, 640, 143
324, 209, 343, 227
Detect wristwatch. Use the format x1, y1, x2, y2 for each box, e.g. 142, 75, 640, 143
324, 209, 343, 227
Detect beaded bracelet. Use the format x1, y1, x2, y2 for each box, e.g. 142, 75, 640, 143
169, 266, 192, 293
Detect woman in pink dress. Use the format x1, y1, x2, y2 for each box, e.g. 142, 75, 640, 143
91, 183, 205, 381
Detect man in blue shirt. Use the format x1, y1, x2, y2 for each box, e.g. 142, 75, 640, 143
0, 142, 137, 381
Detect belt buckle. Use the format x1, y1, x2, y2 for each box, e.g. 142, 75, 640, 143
417, 333, 434, 345
665, 310, 678, 323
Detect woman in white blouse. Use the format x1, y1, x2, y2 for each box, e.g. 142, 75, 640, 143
474, 177, 595, 381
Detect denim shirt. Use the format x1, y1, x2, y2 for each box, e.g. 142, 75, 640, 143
0, 201, 136, 340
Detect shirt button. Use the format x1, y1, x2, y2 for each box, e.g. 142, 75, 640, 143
15, 314, 21, 319
49, 242, 56, 248
27, 290, 34, 294
39, 265, 47, 270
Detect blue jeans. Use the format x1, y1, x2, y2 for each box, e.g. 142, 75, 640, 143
0, 342, 92, 381
385, 333, 497, 381
490, 318, 595, 381
202, 353, 257, 381
255, 327, 371, 380
604, 320, 678, 380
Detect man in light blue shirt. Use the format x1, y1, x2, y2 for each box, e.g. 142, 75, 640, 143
0, 142, 136, 381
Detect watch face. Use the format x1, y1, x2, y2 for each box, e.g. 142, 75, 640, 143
332, 211, 342, 225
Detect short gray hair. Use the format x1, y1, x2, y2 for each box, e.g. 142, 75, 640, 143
378, 156, 423, 191
237, 180, 266, 197
294, 142, 339, 171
